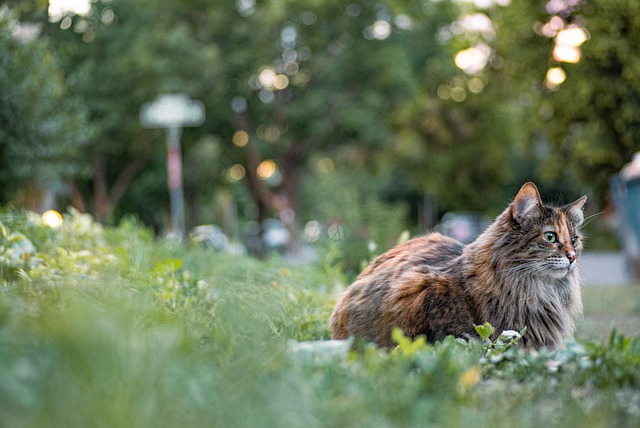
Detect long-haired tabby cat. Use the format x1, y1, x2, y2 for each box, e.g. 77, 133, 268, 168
330, 182, 587, 350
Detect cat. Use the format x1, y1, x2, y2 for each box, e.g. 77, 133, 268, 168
330, 182, 587, 350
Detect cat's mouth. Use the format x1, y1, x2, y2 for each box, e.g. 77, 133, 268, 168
546, 257, 577, 278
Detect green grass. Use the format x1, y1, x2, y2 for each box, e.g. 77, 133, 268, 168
579, 286, 640, 342
1, 209, 639, 428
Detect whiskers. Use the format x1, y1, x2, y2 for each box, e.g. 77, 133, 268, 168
572, 260, 585, 278
498, 256, 581, 281
582, 210, 604, 228
499, 259, 550, 277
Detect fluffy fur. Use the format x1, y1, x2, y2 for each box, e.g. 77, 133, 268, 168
330, 182, 587, 350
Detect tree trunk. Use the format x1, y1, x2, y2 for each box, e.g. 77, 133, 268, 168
233, 111, 310, 258
91, 154, 149, 224
67, 180, 86, 212
93, 156, 109, 223
281, 152, 303, 257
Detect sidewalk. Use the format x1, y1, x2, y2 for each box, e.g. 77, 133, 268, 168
579, 251, 630, 286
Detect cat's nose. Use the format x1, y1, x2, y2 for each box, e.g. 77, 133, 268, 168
566, 251, 576, 264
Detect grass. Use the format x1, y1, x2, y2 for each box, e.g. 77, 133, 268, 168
1, 209, 639, 428
580, 286, 640, 342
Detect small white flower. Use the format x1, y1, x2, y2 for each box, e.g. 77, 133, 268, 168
501, 330, 521, 340
197, 280, 209, 291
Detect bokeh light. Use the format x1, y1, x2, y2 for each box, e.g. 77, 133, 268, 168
545, 0, 580, 15
258, 68, 277, 88
552, 25, 588, 63
463, 0, 512, 7
458, 13, 494, 40
257, 125, 281, 143
233, 130, 249, 147
545, 67, 566, 89
537, 11, 588, 86
258, 67, 290, 91
293, 69, 311, 86
48, 0, 90, 22
273, 74, 289, 90
236, 0, 255, 17
303, 220, 322, 242
394, 14, 413, 30
454, 44, 490, 74
257, 160, 277, 180
317, 158, 335, 174
450, 87, 467, 102
553, 44, 581, 63
284, 61, 299, 75
228, 164, 246, 182
556, 26, 589, 47
541, 15, 565, 37
468, 77, 485, 93
42, 210, 63, 228
372, 20, 391, 40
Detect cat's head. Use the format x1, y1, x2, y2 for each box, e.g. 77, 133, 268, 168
506, 182, 587, 279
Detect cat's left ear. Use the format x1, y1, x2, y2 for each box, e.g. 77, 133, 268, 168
565, 196, 587, 226
512, 182, 543, 224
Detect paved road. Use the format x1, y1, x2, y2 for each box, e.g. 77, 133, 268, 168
579, 251, 630, 286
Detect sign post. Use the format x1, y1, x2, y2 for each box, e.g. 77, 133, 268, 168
140, 93, 205, 239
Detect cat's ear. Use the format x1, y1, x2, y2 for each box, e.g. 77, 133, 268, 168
565, 195, 587, 226
511, 182, 543, 223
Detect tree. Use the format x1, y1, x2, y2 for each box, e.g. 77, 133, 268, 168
490, 0, 640, 202
38, 0, 218, 224
545, 0, 640, 199
378, 0, 529, 214
22, 0, 526, 247
186, 0, 468, 252
0, 10, 90, 207
19, 0, 630, 251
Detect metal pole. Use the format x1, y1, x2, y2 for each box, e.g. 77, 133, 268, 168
166, 125, 185, 239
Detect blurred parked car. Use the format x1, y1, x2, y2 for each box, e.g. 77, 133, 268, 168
434, 212, 492, 244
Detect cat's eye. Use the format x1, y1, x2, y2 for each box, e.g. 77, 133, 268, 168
571, 236, 579, 246
544, 232, 558, 243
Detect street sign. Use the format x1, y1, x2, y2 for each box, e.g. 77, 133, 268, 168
140, 93, 205, 128
139, 93, 205, 239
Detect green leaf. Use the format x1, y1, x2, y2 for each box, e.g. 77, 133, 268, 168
152, 259, 183, 275
474, 322, 495, 341
391, 327, 429, 357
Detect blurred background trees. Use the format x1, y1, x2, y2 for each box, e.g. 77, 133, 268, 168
2, 0, 638, 263
0, 9, 91, 207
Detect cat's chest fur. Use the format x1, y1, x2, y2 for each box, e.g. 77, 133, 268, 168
462, 247, 581, 349
330, 183, 586, 350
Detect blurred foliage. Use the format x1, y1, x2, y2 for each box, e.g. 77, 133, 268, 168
0, 10, 91, 203
492, 0, 640, 201
2, 0, 638, 252
301, 166, 409, 273
545, 0, 640, 199
0, 209, 639, 427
